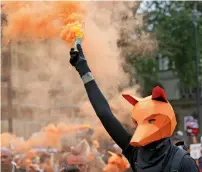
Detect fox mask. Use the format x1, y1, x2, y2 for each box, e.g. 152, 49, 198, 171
122, 86, 177, 147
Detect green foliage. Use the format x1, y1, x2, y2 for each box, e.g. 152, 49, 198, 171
135, 58, 159, 95
125, 54, 159, 95
144, 1, 202, 88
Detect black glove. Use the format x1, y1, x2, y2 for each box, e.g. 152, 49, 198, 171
69, 44, 91, 77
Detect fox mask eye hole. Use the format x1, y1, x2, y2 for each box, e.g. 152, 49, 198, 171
132, 119, 138, 126
148, 119, 156, 124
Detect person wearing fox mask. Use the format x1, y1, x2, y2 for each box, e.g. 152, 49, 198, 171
69, 44, 199, 172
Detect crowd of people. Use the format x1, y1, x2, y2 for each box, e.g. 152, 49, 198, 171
0, 126, 133, 172
1, 126, 202, 172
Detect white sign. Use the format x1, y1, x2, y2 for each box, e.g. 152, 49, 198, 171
190, 143, 201, 159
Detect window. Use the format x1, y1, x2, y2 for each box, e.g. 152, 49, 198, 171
158, 56, 169, 71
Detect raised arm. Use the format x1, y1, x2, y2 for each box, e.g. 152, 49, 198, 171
69, 45, 132, 150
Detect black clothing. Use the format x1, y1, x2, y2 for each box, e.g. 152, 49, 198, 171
83, 79, 199, 172
85, 80, 131, 149
69, 46, 199, 172
124, 139, 199, 172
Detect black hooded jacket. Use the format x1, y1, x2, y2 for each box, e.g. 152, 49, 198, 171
82, 77, 199, 172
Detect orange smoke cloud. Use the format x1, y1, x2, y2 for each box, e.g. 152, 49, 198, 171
58, 2, 85, 43
0, 123, 91, 153
0, 132, 18, 147
1, 2, 157, 146
2, 1, 86, 45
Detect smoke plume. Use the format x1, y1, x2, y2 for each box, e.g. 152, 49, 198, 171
1, 1, 157, 147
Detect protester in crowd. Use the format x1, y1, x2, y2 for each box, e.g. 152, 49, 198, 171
27, 164, 40, 172
88, 140, 106, 172
66, 150, 88, 172
173, 131, 184, 144
1, 147, 19, 172
103, 151, 130, 172
16, 158, 27, 172
39, 153, 54, 172
69, 44, 200, 172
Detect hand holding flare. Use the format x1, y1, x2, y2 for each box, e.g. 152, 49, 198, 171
60, 17, 84, 50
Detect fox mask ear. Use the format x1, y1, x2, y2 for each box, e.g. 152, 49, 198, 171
122, 94, 138, 106
152, 86, 168, 102
123, 86, 168, 105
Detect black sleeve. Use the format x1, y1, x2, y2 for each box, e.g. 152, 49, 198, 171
84, 80, 132, 150
179, 155, 199, 172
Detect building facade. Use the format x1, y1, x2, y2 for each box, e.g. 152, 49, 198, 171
157, 57, 202, 132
